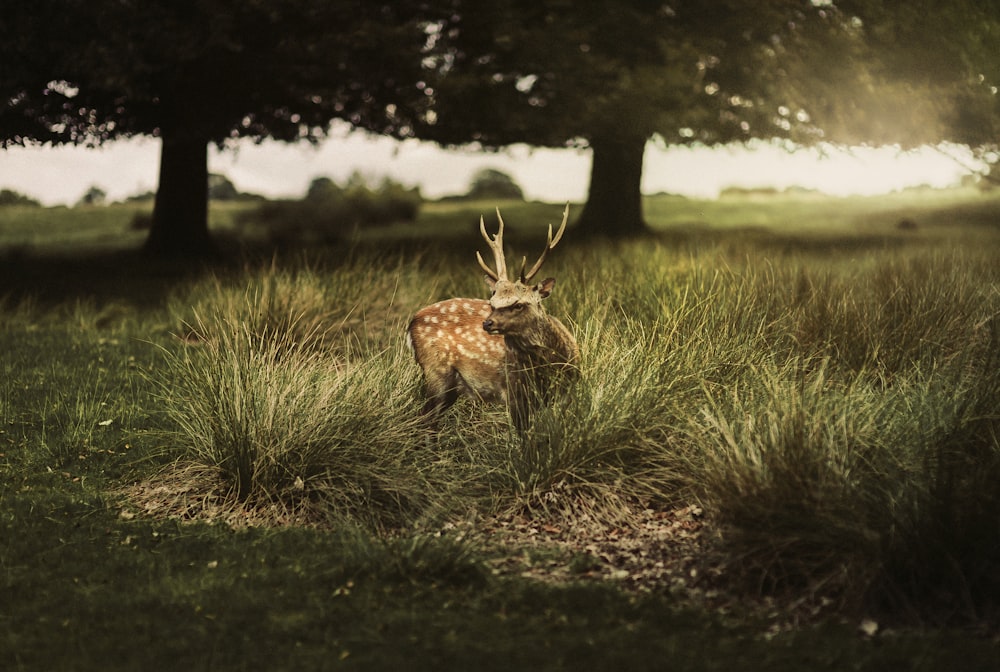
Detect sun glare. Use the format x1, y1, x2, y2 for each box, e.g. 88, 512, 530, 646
642, 141, 976, 199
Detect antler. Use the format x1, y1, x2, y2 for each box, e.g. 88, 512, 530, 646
520, 204, 569, 283
476, 207, 509, 281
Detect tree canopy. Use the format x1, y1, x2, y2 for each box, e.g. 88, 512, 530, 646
3, 1, 998, 249
416, 1, 848, 234
419, 0, 1000, 235
832, 0, 1000, 148
0, 0, 437, 255
465, 168, 524, 201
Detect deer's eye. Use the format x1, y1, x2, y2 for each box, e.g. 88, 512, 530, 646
511, 303, 525, 311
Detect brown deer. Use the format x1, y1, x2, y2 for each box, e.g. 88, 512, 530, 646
408, 205, 579, 431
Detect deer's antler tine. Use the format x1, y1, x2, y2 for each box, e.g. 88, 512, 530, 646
479, 214, 490, 243
521, 204, 570, 283
549, 203, 569, 247
477, 250, 499, 281
478, 211, 508, 281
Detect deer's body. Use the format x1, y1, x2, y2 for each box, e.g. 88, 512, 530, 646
409, 206, 578, 430
408, 298, 506, 415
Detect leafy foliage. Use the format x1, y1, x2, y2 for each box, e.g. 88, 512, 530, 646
236, 173, 422, 244
0, 188, 41, 207
0, 1, 437, 148
463, 168, 525, 201
0, 0, 441, 254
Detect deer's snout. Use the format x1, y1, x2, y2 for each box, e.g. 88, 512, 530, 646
483, 315, 505, 334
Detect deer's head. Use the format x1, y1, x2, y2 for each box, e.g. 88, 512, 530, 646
477, 205, 569, 338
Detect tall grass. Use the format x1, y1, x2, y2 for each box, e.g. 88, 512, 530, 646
155, 314, 439, 529
167, 254, 423, 353
146, 221, 1000, 624
682, 250, 1000, 623
473, 307, 718, 521
154, 256, 450, 529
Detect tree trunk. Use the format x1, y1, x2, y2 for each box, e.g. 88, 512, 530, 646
575, 134, 649, 237
143, 130, 216, 257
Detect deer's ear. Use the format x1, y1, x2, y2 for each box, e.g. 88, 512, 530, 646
484, 275, 498, 292
536, 277, 556, 298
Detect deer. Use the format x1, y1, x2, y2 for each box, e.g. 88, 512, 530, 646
408, 205, 579, 431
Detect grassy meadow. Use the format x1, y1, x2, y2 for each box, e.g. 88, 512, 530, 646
2, 189, 1000, 669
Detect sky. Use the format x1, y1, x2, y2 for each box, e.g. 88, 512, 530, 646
0, 121, 980, 206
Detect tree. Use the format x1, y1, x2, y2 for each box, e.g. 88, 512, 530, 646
0, 0, 437, 256
466, 168, 524, 201
77, 186, 107, 207
208, 174, 252, 202
416, 1, 847, 236
419, 1, 990, 236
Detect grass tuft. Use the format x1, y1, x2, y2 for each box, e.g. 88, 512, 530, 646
153, 311, 434, 530
486, 315, 700, 521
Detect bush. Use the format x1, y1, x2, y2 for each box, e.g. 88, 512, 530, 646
236, 172, 421, 244
464, 168, 524, 201
0, 188, 41, 207
76, 185, 107, 206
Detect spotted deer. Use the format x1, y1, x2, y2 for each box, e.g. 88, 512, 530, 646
408, 205, 579, 431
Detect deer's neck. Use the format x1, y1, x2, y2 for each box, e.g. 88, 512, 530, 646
503, 314, 576, 368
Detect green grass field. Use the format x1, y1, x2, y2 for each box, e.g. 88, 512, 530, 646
2, 189, 1000, 670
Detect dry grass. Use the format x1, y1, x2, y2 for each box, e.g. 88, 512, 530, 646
134, 207, 1000, 625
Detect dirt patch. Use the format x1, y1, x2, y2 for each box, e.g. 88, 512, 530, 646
119, 469, 839, 631
117, 464, 326, 528
465, 506, 714, 592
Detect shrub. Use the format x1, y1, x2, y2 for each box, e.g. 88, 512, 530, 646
464, 168, 524, 201
0, 188, 41, 207
76, 185, 107, 206
237, 172, 421, 244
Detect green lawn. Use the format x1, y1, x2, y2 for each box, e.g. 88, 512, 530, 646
2, 189, 1000, 670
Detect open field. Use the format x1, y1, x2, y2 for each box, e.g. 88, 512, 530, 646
2, 189, 1000, 669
